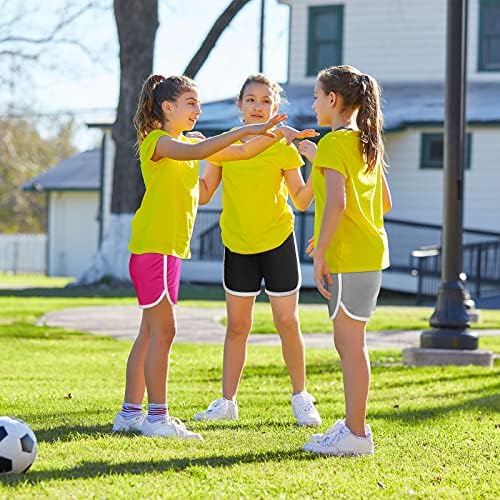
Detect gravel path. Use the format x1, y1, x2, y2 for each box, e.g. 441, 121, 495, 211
37, 305, 500, 350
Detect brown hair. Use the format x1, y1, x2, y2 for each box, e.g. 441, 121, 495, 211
237, 73, 285, 108
318, 65, 386, 173
133, 74, 197, 144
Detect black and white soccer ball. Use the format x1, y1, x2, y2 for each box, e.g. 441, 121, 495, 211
0, 416, 37, 474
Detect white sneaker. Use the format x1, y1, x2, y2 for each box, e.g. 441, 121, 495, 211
193, 398, 238, 421
142, 416, 203, 440
306, 419, 345, 444
303, 421, 374, 456
291, 391, 322, 426
112, 413, 145, 433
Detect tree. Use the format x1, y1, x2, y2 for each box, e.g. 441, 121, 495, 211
184, 0, 253, 78
0, 1, 110, 108
0, 116, 76, 233
78, 0, 256, 283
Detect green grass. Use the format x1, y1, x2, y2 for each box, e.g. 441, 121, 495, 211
0, 320, 499, 498
228, 304, 500, 333
0, 297, 136, 325
0, 273, 74, 288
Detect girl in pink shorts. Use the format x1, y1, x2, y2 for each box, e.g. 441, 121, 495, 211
111, 74, 316, 440
129, 254, 182, 308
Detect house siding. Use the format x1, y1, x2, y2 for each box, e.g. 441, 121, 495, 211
48, 191, 99, 276
385, 127, 500, 232
279, 0, 500, 84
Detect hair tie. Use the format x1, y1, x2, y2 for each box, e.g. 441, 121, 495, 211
359, 74, 370, 95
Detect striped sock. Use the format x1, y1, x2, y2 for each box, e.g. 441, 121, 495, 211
119, 402, 143, 419
147, 403, 168, 423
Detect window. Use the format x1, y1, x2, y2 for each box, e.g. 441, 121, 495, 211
420, 133, 472, 170
478, 0, 500, 71
307, 5, 343, 76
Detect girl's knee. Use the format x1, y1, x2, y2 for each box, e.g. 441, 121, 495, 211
333, 331, 366, 358
227, 320, 252, 339
274, 313, 299, 334
151, 326, 176, 345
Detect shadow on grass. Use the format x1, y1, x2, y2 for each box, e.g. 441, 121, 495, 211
0, 286, 136, 298
0, 450, 318, 485
33, 424, 125, 443
370, 393, 500, 423
379, 369, 498, 390
0, 323, 86, 340
31, 416, 299, 444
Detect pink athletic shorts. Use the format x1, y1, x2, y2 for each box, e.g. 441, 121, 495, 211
129, 253, 182, 308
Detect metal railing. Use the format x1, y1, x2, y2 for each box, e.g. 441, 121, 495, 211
411, 239, 500, 303
193, 209, 500, 300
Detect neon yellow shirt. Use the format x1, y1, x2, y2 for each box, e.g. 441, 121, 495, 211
312, 130, 389, 273
128, 129, 199, 258
213, 138, 304, 254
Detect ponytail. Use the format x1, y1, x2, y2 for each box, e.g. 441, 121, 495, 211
318, 65, 387, 173
133, 74, 198, 146
356, 73, 385, 173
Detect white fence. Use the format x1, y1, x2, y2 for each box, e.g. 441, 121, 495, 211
0, 234, 46, 274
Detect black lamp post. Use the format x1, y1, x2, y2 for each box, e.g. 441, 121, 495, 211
258, 0, 265, 72
420, 0, 478, 350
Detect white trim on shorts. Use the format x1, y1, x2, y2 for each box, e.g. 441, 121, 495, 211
139, 255, 174, 309
339, 302, 370, 322
265, 233, 302, 297
222, 248, 261, 297
328, 274, 342, 320
328, 274, 370, 322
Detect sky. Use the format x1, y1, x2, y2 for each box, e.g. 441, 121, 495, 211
6, 0, 290, 150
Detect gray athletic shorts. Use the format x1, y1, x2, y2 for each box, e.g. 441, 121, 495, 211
326, 271, 382, 322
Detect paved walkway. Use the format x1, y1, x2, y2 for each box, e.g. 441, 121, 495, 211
38, 305, 500, 350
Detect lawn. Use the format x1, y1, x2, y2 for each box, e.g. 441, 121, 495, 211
0, 293, 499, 497
238, 304, 500, 333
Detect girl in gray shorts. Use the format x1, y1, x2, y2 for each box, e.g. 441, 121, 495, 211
301, 65, 392, 456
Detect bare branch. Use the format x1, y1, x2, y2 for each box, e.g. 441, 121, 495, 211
0, 1, 107, 45
0, 50, 40, 60
184, 0, 253, 78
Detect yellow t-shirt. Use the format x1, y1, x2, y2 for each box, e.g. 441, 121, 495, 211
213, 138, 304, 254
312, 130, 389, 273
128, 129, 199, 259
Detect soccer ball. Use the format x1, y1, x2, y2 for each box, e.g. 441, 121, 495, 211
0, 416, 37, 474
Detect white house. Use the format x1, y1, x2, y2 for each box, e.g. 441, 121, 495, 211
195, 0, 500, 294
26, 0, 500, 296
23, 149, 102, 277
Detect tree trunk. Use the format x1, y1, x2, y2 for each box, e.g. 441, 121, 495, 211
112, 0, 158, 214
77, 0, 157, 284
78, 0, 253, 284
184, 0, 253, 78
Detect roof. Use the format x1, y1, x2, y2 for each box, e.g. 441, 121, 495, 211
196, 81, 500, 132
25, 82, 499, 192
23, 149, 101, 192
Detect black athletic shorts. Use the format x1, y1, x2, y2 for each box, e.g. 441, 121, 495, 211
223, 232, 301, 296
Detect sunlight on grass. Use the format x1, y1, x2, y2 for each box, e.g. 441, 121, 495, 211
0, 324, 498, 497
0, 273, 74, 287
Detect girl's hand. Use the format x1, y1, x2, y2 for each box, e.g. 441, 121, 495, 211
306, 236, 315, 255
244, 113, 287, 138
310, 248, 332, 299
278, 126, 319, 145
185, 131, 206, 140
298, 140, 317, 162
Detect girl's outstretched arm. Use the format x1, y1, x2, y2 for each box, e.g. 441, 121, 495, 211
153, 113, 286, 161
208, 126, 318, 163
199, 163, 222, 205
